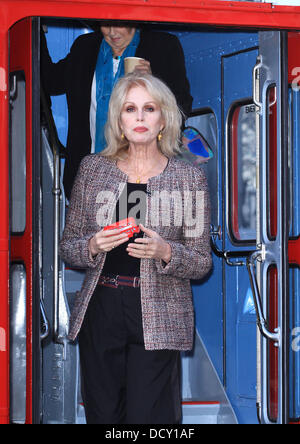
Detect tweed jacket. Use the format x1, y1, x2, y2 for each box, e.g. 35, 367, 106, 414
59, 154, 212, 351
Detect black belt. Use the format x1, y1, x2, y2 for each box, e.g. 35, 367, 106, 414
98, 274, 141, 289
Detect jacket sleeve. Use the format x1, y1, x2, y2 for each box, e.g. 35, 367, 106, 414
155, 168, 212, 280
40, 29, 69, 95
162, 35, 193, 119
59, 156, 104, 269
40, 29, 88, 96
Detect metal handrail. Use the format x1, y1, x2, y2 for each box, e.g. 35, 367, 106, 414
40, 299, 50, 341
246, 249, 280, 344
40, 85, 66, 348
253, 55, 263, 110
210, 224, 252, 267
53, 147, 62, 345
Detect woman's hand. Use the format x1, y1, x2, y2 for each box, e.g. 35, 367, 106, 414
89, 228, 129, 256
133, 59, 152, 75
126, 224, 172, 263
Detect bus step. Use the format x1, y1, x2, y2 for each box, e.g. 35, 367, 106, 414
182, 401, 221, 424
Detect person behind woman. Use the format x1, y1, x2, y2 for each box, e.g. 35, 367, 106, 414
59, 73, 211, 424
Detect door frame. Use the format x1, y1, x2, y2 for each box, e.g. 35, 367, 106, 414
9, 17, 41, 425
248, 30, 289, 424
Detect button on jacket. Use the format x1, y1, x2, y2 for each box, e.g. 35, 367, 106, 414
59, 155, 212, 351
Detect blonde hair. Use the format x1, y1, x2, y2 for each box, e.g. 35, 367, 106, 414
101, 73, 183, 160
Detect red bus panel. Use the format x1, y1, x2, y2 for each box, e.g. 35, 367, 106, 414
9, 18, 33, 424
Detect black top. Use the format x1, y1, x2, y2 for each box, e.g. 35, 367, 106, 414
41, 29, 192, 199
101, 182, 147, 277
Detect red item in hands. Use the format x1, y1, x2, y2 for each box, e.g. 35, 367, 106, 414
103, 217, 140, 238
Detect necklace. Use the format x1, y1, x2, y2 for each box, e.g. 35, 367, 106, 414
135, 159, 165, 184
136, 170, 148, 184
117, 156, 168, 183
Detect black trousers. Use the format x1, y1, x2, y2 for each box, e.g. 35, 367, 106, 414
78, 283, 181, 424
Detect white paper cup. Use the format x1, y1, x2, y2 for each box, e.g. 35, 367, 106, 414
124, 57, 144, 74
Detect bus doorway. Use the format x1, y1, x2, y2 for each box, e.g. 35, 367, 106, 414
8, 16, 300, 424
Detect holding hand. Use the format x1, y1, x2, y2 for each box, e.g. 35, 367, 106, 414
89, 228, 129, 256
126, 224, 172, 263
133, 59, 152, 75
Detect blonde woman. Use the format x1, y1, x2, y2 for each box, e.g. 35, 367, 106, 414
59, 73, 211, 424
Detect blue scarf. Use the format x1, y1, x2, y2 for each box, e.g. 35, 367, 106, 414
94, 30, 140, 153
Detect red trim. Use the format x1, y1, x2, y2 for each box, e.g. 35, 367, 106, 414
289, 237, 300, 268
2, 0, 300, 33
268, 266, 278, 423
230, 107, 240, 241
182, 401, 220, 405
267, 86, 278, 423
9, 18, 33, 425
288, 35, 300, 270
80, 400, 221, 406
268, 87, 278, 239
0, 20, 9, 421
288, 33, 300, 86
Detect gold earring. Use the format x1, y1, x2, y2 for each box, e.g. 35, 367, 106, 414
158, 130, 163, 142
121, 132, 125, 140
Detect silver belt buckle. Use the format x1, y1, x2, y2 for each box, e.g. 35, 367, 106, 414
101, 276, 118, 287
133, 277, 140, 288
112, 275, 119, 287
